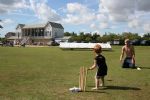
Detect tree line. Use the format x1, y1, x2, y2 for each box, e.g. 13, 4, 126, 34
64, 32, 150, 45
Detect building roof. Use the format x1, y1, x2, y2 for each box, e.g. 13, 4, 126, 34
48, 21, 64, 29
16, 21, 64, 29
16, 24, 25, 29
23, 23, 46, 29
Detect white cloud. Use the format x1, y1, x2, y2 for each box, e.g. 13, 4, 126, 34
67, 3, 84, 13
0, 0, 29, 14
137, 0, 150, 12
90, 22, 109, 31
99, 0, 135, 22
1, 0, 150, 34
128, 19, 141, 28
97, 14, 108, 22
143, 23, 150, 32
99, 0, 150, 22
90, 23, 99, 30
63, 3, 96, 24
98, 0, 150, 33
0, 19, 14, 26
0, 0, 61, 21
100, 22, 109, 29
0, 18, 15, 37
109, 14, 128, 22
29, 0, 61, 21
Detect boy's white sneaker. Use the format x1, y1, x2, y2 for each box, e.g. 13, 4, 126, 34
137, 67, 141, 70
100, 84, 105, 87
92, 87, 98, 90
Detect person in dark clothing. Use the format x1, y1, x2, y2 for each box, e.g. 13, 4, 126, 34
88, 44, 108, 90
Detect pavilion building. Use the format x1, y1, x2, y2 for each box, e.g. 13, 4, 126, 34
6, 21, 64, 45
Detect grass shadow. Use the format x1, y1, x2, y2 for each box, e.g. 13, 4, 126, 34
85, 90, 107, 94
103, 85, 141, 90
87, 85, 141, 91
107, 79, 113, 81
139, 67, 150, 69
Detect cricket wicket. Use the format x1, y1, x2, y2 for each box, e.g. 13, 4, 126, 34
79, 67, 88, 92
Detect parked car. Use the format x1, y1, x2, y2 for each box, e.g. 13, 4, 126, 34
140, 40, 150, 46
0, 41, 3, 46
131, 39, 141, 45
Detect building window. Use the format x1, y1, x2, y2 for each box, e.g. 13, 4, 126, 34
50, 31, 51, 37
41, 33, 44, 36
44, 31, 51, 37
44, 32, 47, 36
55, 32, 57, 37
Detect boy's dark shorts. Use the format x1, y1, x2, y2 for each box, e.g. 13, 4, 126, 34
122, 57, 135, 68
96, 68, 107, 79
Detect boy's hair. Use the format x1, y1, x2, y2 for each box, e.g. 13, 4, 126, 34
93, 44, 102, 53
125, 39, 130, 44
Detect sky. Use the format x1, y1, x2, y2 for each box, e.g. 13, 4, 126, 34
0, 0, 150, 37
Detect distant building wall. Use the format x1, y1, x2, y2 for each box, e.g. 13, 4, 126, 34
52, 27, 64, 38
6, 21, 64, 45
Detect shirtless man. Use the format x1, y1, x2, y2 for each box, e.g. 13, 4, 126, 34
120, 39, 136, 68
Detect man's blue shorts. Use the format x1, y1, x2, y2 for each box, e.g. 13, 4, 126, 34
122, 57, 135, 68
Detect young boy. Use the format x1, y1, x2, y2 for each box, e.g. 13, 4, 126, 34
120, 39, 136, 68
88, 44, 108, 90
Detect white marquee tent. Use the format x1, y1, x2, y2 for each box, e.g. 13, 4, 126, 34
59, 43, 112, 50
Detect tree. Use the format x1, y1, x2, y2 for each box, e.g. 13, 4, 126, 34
0, 25, 2, 29
71, 32, 77, 36
101, 35, 109, 43
0, 20, 3, 29
143, 33, 150, 40
85, 37, 92, 43
92, 33, 100, 42
121, 32, 141, 40
64, 32, 71, 36
96, 36, 102, 43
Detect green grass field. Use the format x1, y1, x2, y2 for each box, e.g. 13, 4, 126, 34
0, 46, 149, 100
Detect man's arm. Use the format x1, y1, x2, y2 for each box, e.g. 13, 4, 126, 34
120, 46, 125, 62
131, 46, 135, 64
132, 46, 135, 57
